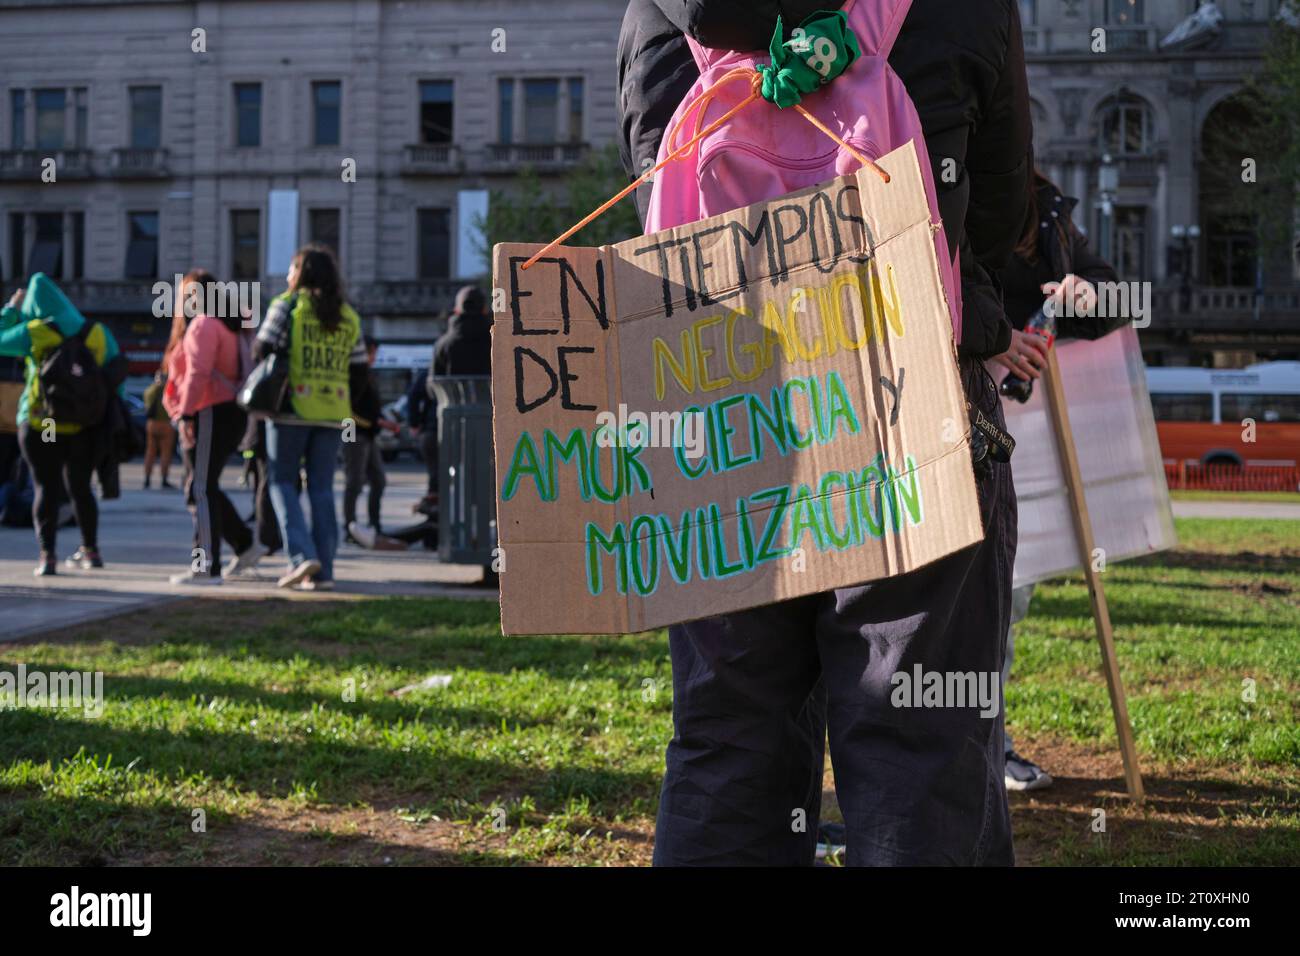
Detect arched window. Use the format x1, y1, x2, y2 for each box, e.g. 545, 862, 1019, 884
1200, 93, 1266, 287
1096, 92, 1153, 156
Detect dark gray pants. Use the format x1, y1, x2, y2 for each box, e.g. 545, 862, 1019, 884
653, 358, 1017, 866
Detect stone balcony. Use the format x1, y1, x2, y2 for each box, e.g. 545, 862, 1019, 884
106, 147, 170, 178
483, 142, 590, 172
0, 148, 93, 180
401, 143, 464, 176
1150, 285, 1300, 332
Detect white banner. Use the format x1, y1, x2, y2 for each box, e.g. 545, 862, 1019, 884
997, 325, 1177, 588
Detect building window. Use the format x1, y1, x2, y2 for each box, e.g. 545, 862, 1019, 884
567, 77, 584, 142
1105, 0, 1144, 24
231, 210, 260, 280
313, 81, 341, 146
34, 89, 65, 150
10, 91, 24, 149
1098, 92, 1152, 156
74, 88, 88, 147
1018, 0, 1036, 26
1205, 214, 1257, 287
234, 83, 261, 147
29, 213, 63, 277
130, 86, 162, 149
419, 80, 453, 144
418, 208, 451, 279
71, 212, 84, 279
1113, 206, 1147, 280
498, 77, 585, 145
309, 208, 340, 258
523, 79, 559, 143
497, 79, 514, 144
125, 212, 159, 279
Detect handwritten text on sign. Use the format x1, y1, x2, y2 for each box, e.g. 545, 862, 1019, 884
491, 140, 982, 635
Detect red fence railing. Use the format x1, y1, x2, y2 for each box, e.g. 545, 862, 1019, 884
1165, 463, 1300, 493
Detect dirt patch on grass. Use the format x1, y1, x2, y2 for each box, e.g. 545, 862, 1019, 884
115, 791, 657, 867
817, 734, 1298, 866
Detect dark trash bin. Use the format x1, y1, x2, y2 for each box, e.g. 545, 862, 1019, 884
429, 375, 497, 581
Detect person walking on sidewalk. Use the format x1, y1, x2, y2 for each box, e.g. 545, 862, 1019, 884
163, 269, 260, 586
142, 368, 177, 490
342, 336, 393, 546
0, 273, 123, 576
255, 243, 366, 591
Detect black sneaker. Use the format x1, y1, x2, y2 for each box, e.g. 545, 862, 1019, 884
65, 547, 105, 570
161, 479, 177, 490
143, 476, 152, 490
34, 552, 57, 577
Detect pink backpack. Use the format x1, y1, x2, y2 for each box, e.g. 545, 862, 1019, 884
645, 0, 962, 343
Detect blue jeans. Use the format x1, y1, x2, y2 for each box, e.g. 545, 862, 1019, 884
266, 422, 343, 582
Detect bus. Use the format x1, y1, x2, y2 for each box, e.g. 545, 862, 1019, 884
1144, 361, 1300, 469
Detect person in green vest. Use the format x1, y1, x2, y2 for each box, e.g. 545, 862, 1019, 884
253, 244, 366, 590
0, 272, 122, 576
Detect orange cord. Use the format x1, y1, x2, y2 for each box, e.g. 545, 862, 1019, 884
521, 67, 891, 271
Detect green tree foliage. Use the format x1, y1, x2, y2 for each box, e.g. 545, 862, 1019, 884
477, 143, 643, 273
1220, 13, 1300, 265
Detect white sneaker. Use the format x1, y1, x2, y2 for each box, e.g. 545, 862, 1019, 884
347, 522, 377, 549
277, 559, 321, 589
225, 542, 269, 578
170, 570, 223, 586
1005, 750, 1053, 791
298, 578, 335, 592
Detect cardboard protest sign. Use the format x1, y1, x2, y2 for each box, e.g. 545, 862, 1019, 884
491, 140, 982, 635
996, 325, 1177, 589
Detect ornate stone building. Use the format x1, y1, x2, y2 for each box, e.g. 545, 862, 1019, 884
0, 0, 1294, 369
1021, 0, 1299, 364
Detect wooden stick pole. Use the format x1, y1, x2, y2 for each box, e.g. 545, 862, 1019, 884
1040, 349, 1145, 804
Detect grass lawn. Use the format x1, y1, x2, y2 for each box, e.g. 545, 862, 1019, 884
1, 517, 1297, 866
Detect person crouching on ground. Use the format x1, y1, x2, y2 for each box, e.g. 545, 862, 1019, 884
163, 269, 260, 586
254, 243, 366, 591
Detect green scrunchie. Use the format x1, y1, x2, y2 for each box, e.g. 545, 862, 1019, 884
756, 10, 861, 109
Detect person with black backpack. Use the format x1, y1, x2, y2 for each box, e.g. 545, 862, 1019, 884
0, 272, 124, 576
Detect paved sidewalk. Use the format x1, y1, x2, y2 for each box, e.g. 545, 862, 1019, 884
0, 459, 494, 641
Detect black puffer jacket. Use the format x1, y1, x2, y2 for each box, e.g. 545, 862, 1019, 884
431, 311, 493, 378
616, 0, 1033, 359
998, 177, 1122, 340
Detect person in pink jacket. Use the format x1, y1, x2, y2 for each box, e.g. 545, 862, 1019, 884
162, 269, 259, 585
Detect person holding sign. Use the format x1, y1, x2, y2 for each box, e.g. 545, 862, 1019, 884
254, 244, 367, 591
616, 0, 1033, 865
993, 169, 1124, 791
